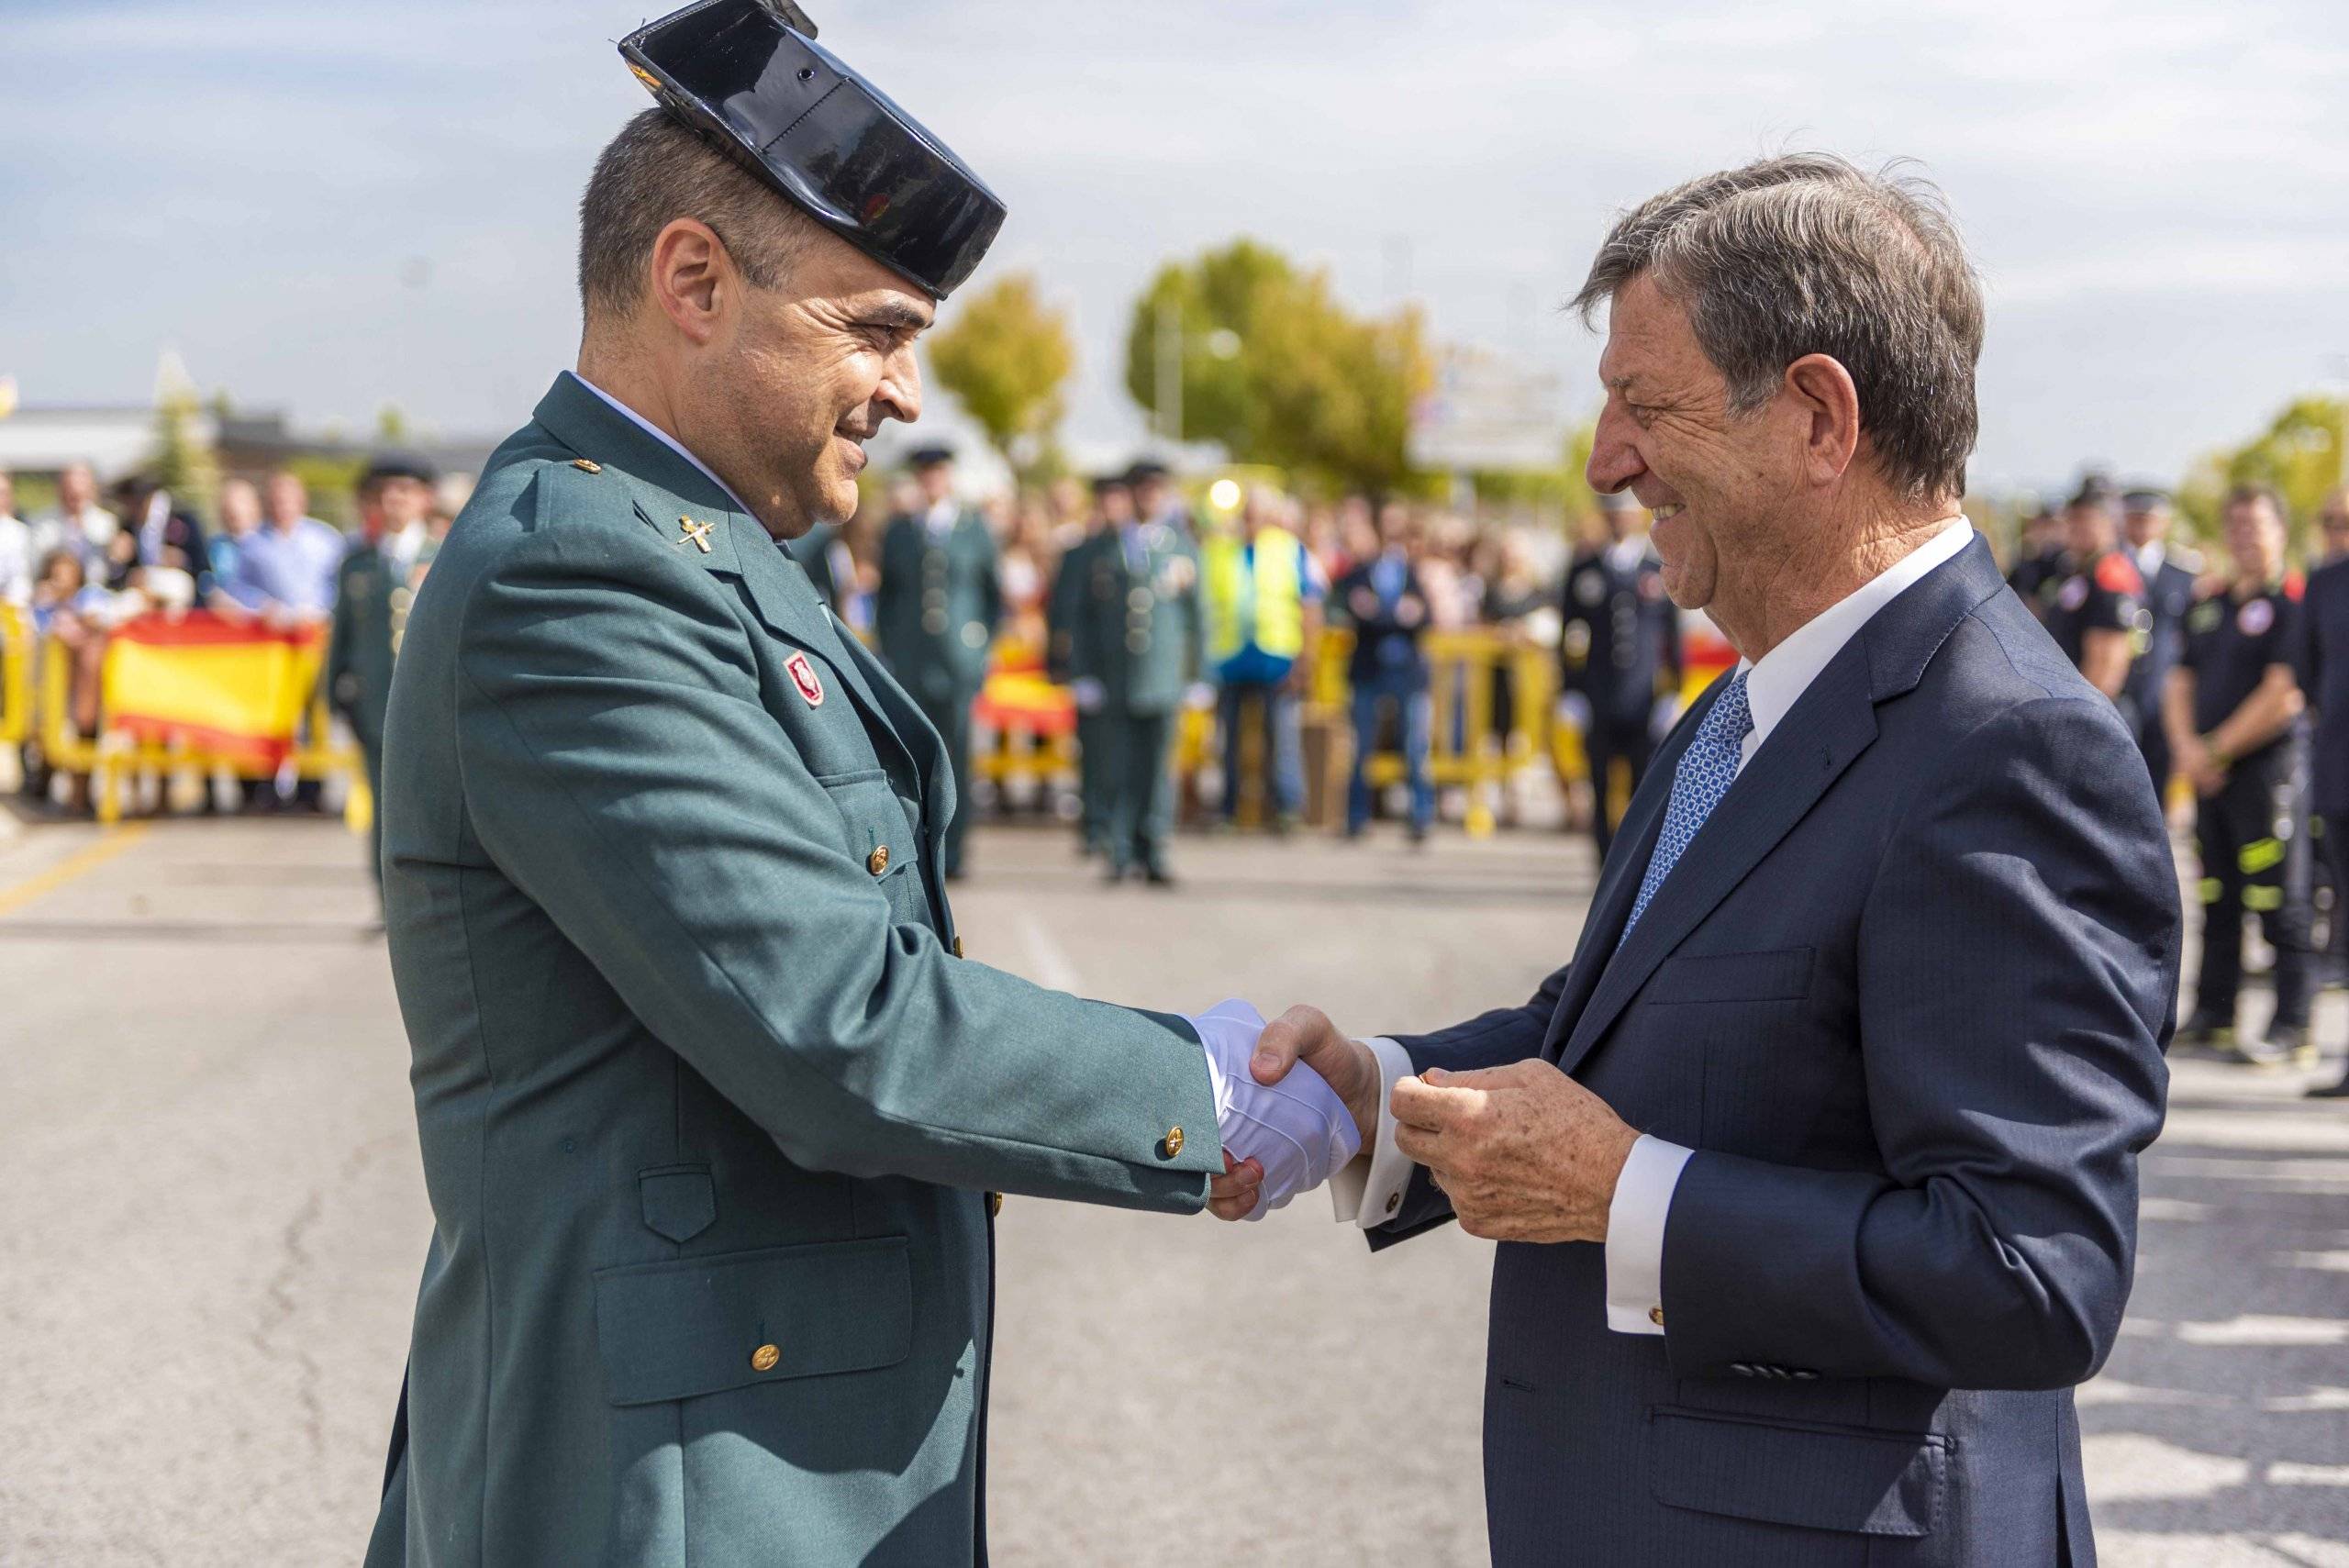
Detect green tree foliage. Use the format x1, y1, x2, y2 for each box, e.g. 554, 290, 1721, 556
150, 369, 220, 516
926, 272, 1075, 485
2177, 395, 2347, 552
1125, 239, 1432, 495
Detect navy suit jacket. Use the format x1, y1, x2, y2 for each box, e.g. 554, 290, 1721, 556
2299, 557, 2349, 820
1373, 537, 2177, 1568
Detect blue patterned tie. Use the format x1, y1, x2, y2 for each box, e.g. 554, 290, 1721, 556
1618, 672, 1753, 949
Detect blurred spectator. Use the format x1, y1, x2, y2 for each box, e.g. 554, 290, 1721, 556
1129, 460, 1193, 542
115, 475, 212, 597
1203, 484, 1324, 832
2302, 487, 2349, 1096
0, 469, 29, 605
1478, 529, 1560, 828
1333, 501, 1434, 842
1561, 492, 1682, 857
996, 493, 1053, 651
1048, 475, 1124, 858
359, 453, 440, 586
2043, 480, 2139, 699
2005, 498, 2065, 616
330, 456, 430, 905
208, 478, 263, 610
229, 471, 343, 621
2319, 486, 2349, 569
2121, 487, 2199, 797
29, 462, 119, 571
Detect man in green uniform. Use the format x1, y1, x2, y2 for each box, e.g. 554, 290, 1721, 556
1046, 474, 1120, 858
1069, 463, 1206, 884
361, 9, 1359, 1565
874, 445, 1000, 878
327, 451, 436, 906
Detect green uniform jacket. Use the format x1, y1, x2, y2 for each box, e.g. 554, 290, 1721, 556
1069, 521, 1204, 715
364, 373, 1221, 1568
327, 539, 399, 745
874, 508, 1000, 703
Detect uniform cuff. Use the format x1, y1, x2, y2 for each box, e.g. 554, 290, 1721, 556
1328, 1036, 1419, 1229
1605, 1134, 1694, 1334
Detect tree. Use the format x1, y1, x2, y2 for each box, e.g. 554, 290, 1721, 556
2178, 395, 2347, 550
1124, 239, 1433, 495
150, 353, 219, 516
926, 272, 1076, 485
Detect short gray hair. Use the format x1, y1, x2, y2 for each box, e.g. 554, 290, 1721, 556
1571, 153, 1983, 501
577, 109, 819, 323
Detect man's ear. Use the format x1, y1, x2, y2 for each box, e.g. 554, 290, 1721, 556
646, 217, 729, 347
1783, 353, 1861, 486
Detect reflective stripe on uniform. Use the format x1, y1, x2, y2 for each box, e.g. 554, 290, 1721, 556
2241, 838, 2286, 873
2198, 876, 2223, 904
2244, 884, 2285, 911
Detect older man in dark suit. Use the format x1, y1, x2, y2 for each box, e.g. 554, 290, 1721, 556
1216, 154, 2178, 1567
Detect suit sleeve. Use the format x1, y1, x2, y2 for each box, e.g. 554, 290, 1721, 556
1365, 961, 1578, 1248
451, 515, 1222, 1211
1659, 696, 2176, 1388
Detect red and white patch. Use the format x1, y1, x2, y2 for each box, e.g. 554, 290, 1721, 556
785, 652, 825, 706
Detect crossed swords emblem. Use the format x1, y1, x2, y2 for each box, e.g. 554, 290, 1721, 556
672, 516, 714, 553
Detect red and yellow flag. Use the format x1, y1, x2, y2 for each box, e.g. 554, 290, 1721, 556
102, 612, 326, 767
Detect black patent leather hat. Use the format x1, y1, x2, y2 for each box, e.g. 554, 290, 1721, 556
619, 0, 1006, 298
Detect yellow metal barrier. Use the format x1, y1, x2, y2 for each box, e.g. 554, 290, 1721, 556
0, 604, 29, 750
38, 633, 363, 826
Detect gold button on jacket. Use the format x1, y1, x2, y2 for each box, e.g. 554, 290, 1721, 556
1160, 1126, 1186, 1159
751, 1343, 781, 1373
866, 845, 890, 876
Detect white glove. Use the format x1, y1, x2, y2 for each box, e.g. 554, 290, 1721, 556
1554, 692, 1592, 731
1187, 998, 1361, 1219
1070, 677, 1106, 713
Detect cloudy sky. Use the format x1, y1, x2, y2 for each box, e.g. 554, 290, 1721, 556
5, 0, 2345, 494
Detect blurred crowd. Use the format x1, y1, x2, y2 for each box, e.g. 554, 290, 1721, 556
15, 443, 2349, 1090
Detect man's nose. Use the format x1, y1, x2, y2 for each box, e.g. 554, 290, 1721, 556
1586, 406, 1646, 497
876, 346, 922, 425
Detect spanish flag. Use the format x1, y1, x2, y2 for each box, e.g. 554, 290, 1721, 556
102, 612, 326, 767
974, 636, 1075, 739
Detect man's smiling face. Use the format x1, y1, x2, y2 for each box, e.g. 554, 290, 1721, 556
1584, 274, 1802, 615
704, 229, 931, 539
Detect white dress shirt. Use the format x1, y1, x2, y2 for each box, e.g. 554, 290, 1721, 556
1334, 517, 1975, 1336
572, 372, 757, 517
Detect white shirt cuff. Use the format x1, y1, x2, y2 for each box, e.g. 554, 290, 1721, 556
1328, 1036, 1419, 1229
1604, 1135, 1694, 1335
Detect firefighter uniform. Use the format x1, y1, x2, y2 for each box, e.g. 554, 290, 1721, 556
2180, 580, 2314, 1050
2042, 547, 2143, 674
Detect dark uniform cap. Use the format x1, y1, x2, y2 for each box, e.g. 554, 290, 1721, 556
362, 450, 439, 487
1091, 474, 1131, 497
1124, 460, 1170, 486
618, 0, 1006, 299
905, 445, 955, 469
2121, 487, 2171, 511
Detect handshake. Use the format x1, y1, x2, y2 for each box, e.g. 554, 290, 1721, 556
1186, 998, 1381, 1222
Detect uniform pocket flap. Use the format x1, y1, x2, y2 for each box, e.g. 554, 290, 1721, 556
1651, 946, 1815, 1005
818, 773, 919, 879
638, 1165, 717, 1245
594, 1237, 912, 1407
1646, 1407, 1945, 1538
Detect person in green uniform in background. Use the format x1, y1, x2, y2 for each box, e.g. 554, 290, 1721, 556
1070, 462, 1206, 884
874, 445, 1000, 877
361, 9, 1362, 1565
327, 450, 436, 907
1047, 473, 1121, 857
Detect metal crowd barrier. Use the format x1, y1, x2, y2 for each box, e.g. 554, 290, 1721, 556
0, 604, 30, 753
35, 628, 364, 828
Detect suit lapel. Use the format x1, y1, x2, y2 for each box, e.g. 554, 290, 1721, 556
1548, 532, 2005, 1078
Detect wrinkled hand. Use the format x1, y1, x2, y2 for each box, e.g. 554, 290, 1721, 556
1390, 1061, 1640, 1243
1190, 1000, 1361, 1221
1207, 1005, 1380, 1221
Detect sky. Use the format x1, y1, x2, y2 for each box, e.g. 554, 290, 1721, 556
5, 0, 2346, 495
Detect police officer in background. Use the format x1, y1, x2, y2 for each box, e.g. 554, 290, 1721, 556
1129, 458, 1195, 543
1067, 466, 1204, 884
2121, 486, 2201, 798
2168, 484, 2315, 1067
875, 445, 1000, 878
2299, 488, 2349, 1095
1333, 501, 1436, 843
2004, 496, 2065, 617
1558, 488, 1682, 858
328, 451, 436, 906
2042, 479, 2142, 700
1048, 473, 1120, 858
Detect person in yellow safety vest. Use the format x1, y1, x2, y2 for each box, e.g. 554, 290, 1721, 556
1202, 484, 1325, 831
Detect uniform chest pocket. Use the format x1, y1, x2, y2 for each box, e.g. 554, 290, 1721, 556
818, 770, 929, 928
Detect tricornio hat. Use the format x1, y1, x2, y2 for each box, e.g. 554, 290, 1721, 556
619, 0, 1006, 299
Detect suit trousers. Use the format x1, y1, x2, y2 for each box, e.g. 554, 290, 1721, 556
1583, 716, 1657, 860
1099, 706, 1173, 870
2194, 742, 2314, 1029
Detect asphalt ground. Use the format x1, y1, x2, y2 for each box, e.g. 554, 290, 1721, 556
0, 809, 2343, 1565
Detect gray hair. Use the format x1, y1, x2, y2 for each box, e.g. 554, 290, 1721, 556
577, 109, 819, 323
1570, 153, 1983, 502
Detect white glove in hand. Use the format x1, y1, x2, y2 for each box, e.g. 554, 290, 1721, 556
1187, 998, 1361, 1219
1070, 677, 1106, 714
